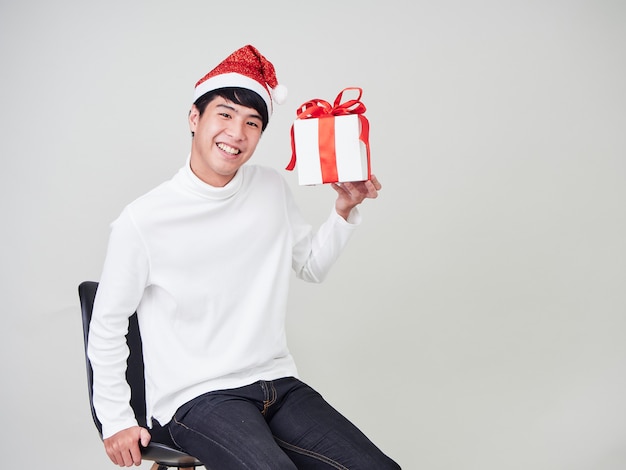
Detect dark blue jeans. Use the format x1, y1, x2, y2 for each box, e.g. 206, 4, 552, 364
168, 377, 400, 469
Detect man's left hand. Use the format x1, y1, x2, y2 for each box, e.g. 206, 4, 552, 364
332, 174, 382, 221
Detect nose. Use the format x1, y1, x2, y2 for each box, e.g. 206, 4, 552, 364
225, 119, 246, 140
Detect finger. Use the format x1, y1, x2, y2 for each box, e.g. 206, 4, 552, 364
105, 446, 122, 466
129, 444, 143, 466
352, 181, 377, 201
341, 182, 355, 194
140, 428, 152, 447
365, 181, 379, 199
330, 182, 343, 194
369, 174, 382, 191
118, 449, 135, 467
335, 182, 357, 200
106, 452, 119, 466
353, 180, 376, 199
107, 442, 139, 467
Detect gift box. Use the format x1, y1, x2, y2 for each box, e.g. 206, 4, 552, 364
286, 87, 371, 185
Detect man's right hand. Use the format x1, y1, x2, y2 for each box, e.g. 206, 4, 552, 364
103, 426, 151, 467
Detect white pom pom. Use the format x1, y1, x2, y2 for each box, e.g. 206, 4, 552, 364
272, 84, 288, 105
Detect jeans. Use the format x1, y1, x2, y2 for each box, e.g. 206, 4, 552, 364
167, 377, 400, 469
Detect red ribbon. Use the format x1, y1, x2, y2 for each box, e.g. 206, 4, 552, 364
286, 87, 370, 183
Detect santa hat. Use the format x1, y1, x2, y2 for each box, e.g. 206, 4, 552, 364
193, 44, 287, 117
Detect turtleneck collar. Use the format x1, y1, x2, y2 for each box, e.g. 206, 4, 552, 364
175, 154, 244, 200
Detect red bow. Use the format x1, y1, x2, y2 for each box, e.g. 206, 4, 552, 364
286, 88, 370, 181
294, 87, 367, 121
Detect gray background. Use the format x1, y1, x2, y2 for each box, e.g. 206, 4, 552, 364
1, 1, 625, 468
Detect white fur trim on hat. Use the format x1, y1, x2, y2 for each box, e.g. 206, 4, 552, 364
193, 72, 274, 116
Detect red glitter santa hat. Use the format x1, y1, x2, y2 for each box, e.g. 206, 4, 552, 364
193, 44, 287, 117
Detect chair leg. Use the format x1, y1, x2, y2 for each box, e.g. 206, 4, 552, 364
148, 463, 196, 470
149, 464, 170, 470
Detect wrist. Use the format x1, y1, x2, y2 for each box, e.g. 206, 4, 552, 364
335, 205, 352, 221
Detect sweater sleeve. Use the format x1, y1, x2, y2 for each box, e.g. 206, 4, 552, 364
285, 181, 361, 283
87, 207, 150, 438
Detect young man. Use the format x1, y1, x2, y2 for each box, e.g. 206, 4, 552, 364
88, 45, 400, 469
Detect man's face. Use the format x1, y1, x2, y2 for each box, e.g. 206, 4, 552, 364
188, 96, 264, 187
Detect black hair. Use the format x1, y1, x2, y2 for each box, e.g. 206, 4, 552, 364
193, 87, 269, 132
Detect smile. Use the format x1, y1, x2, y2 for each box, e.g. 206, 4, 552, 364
217, 143, 241, 155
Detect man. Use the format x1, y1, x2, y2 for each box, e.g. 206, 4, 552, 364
88, 44, 399, 469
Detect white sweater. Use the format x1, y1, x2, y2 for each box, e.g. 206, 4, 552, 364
88, 160, 360, 439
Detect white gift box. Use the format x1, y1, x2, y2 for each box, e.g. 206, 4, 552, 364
291, 114, 370, 185
286, 87, 371, 185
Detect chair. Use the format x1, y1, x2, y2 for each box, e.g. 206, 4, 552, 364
78, 280, 204, 470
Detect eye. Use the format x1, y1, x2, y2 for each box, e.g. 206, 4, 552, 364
219, 112, 231, 119
247, 120, 260, 128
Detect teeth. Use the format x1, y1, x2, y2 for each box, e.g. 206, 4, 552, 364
217, 143, 240, 155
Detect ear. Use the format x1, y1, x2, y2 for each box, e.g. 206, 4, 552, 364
188, 105, 200, 134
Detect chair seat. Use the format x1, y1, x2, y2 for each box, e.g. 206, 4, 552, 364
142, 442, 203, 467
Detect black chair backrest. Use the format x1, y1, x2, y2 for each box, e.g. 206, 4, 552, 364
78, 281, 148, 435
78, 282, 204, 467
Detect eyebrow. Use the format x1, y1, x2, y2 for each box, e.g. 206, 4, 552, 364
216, 103, 263, 122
